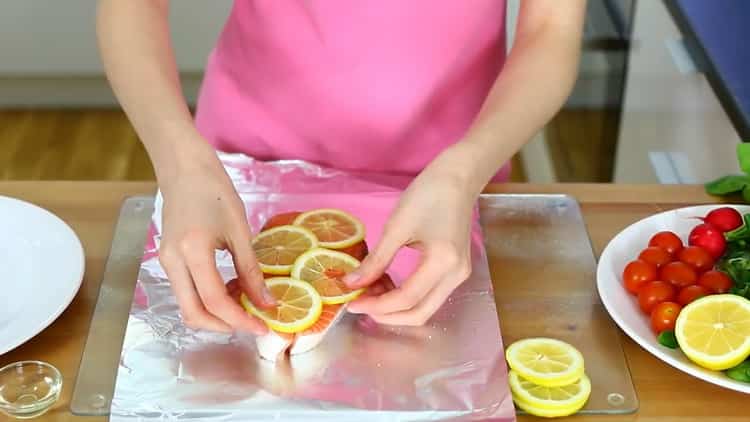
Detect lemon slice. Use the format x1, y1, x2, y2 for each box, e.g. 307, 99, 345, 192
252, 225, 318, 275
293, 208, 365, 249
240, 277, 323, 333
505, 338, 585, 387
291, 248, 365, 304
512, 392, 588, 418
509, 370, 591, 414
675, 294, 750, 370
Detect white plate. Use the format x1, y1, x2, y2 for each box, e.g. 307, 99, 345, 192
598, 204, 750, 394
0, 195, 85, 355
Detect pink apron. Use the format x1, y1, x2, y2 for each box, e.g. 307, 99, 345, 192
195, 0, 509, 182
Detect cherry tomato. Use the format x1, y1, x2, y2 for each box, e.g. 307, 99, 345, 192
638, 246, 672, 268
638, 281, 676, 314
677, 284, 712, 306
659, 261, 698, 288
623, 259, 658, 295
698, 270, 733, 294
648, 231, 683, 255
677, 246, 715, 273
651, 301, 682, 334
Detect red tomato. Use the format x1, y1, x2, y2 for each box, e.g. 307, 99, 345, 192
677, 285, 712, 306
698, 270, 733, 294
638, 281, 676, 314
651, 301, 682, 334
648, 231, 683, 255
623, 259, 658, 295
659, 261, 698, 288
677, 246, 715, 273
638, 246, 672, 268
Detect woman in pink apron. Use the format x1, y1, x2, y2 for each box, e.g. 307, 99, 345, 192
97, 1, 585, 333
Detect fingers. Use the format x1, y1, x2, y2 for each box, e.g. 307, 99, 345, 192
177, 232, 268, 335
159, 248, 232, 333
347, 257, 443, 315
348, 241, 471, 326
369, 276, 461, 326
363, 274, 397, 297
343, 226, 406, 289
228, 229, 276, 309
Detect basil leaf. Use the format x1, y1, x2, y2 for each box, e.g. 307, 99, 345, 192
725, 360, 750, 383
658, 330, 679, 349
738, 143, 750, 175
705, 175, 750, 196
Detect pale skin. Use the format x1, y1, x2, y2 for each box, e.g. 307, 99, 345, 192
97, 0, 585, 332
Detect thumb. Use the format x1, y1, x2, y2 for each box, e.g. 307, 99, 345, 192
344, 229, 404, 289
229, 229, 276, 308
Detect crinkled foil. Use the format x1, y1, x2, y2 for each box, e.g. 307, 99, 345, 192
110, 153, 515, 421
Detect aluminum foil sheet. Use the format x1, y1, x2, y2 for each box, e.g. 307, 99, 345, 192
110, 153, 515, 421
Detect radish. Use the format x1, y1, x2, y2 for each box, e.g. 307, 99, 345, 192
688, 223, 726, 259
702, 207, 742, 232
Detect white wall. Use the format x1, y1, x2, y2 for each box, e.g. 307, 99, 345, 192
0, 0, 231, 105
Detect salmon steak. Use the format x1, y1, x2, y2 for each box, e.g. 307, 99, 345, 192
251, 210, 391, 361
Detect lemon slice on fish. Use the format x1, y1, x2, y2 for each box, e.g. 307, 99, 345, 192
241, 277, 323, 333
252, 225, 318, 275
291, 248, 365, 304
293, 208, 365, 249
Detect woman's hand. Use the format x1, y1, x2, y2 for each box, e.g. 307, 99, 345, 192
157, 141, 274, 334
343, 145, 478, 325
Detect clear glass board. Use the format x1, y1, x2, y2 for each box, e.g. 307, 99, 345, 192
479, 194, 638, 415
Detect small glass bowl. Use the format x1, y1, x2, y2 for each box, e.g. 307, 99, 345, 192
0, 361, 62, 419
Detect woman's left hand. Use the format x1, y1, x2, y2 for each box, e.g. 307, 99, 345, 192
343, 151, 478, 325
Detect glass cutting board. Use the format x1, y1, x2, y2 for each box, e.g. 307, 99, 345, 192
479, 194, 638, 415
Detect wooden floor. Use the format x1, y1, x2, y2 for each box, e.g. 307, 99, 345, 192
0, 109, 617, 183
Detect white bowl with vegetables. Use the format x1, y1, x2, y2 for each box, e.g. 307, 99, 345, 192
597, 205, 750, 394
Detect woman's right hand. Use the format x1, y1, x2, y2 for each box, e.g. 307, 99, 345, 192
96, 0, 272, 333
157, 141, 274, 334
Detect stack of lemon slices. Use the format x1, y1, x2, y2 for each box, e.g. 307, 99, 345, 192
505, 338, 591, 418
241, 208, 367, 333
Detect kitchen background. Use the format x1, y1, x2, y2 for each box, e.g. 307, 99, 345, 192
0, 1, 745, 184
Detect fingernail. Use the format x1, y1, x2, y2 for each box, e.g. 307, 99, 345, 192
262, 289, 277, 305
342, 271, 361, 286
347, 303, 363, 314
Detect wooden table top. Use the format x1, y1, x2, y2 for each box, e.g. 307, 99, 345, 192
0, 181, 746, 421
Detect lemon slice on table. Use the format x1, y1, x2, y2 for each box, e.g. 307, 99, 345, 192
291, 248, 365, 304
505, 338, 585, 387
240, 277, 323, 333
675, 294, 750, 371
252, 225, 318, 275
293, 208, 365, 249
509, 370, 591, 416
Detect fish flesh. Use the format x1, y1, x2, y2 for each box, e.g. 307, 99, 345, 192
256, 304, 346, 362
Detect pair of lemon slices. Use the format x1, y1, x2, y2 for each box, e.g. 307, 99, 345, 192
241, 208, 366, 333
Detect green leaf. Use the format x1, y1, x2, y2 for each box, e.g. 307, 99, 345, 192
725, 214, 750, 241
743, 185, 750, 203
725, 360, 750, 383
738, 143, 750, 174
705, 175, 750, 196
657, 330, 679, 349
